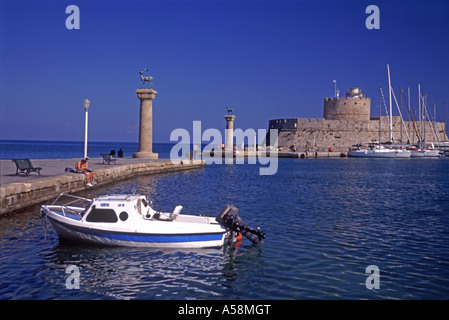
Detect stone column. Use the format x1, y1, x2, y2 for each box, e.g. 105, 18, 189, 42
133, 88, 158, 159
224, 114, 236, 154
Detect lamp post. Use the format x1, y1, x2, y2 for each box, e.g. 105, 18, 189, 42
83, 99, 90, 159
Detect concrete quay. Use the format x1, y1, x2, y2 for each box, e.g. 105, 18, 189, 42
201, 150, 348, 158
0, 157, 204, 216
276, 151, 348, 158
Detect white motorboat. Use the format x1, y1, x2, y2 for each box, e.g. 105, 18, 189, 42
41, 193, 265, 248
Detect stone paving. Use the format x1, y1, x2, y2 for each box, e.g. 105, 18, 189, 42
1, 157, 163, 185
0, 157, 204, 215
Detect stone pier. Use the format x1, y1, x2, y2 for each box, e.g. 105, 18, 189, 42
0, 158, 204, 216
133, 88, 158, 159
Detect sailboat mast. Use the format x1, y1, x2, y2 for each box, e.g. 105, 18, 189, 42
418, 83, 421, 145
434, 103, 437, 142
400, 86, 403, 143
423, 94, 427, 145
379, 86, 382, 145
408, 87, 412, 143
445, 101, 447, 141
387, 64, 393, 143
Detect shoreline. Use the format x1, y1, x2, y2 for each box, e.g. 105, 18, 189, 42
0, 157, 204, 216
200, 150, 348, 158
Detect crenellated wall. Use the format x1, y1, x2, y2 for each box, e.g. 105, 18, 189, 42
324, 96, 371, 121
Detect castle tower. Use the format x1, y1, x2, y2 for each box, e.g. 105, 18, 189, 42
133, 88, 158, 159
324, 87, 371, 121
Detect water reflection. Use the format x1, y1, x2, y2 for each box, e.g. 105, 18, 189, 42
40, 238, 264, 300
221, 241, 265, 293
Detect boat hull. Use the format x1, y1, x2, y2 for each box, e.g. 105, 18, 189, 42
348, 150, 411, 158
44, 209, 226, 248
423, 150, 441, 157
410, 150, 425, 157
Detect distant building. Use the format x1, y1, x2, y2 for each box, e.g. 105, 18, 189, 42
269, 87, 448, 151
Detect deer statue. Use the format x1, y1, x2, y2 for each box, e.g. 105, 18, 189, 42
139, 68, 153, 88
226, 106, 234, 115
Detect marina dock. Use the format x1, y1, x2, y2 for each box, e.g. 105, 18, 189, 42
0, 158, 204, 216
276, 151, 348, 158
201, 150, 348, 158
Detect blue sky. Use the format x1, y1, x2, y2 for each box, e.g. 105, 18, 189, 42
1, 0, 448, 143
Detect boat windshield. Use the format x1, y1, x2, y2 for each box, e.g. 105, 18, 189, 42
50, 193, 92, 211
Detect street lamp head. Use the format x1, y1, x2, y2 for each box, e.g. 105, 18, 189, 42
83, 99, 91, 110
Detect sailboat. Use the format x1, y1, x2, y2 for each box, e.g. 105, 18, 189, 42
407, 146, 425, 157
406, 85, 442, 157
423, 144, 441, 157
348, 65, 411, 158
402, 86, 425, 157
348, 143, 411, 158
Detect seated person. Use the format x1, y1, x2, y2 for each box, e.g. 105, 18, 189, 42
75, 158, 96, 186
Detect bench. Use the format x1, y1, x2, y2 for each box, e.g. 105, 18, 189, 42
100, 153, 117, 165
12, 159, 42, 176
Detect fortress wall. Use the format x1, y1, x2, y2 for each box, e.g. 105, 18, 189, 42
270, 117, 448, 151
269, 88, 447, 151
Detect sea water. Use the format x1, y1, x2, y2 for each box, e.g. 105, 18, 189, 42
0, 139, 174, 159
1, 140, 449, 299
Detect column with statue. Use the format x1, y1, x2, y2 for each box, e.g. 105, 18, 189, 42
133, 68, 158, 159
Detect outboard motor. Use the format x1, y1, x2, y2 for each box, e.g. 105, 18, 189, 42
216, 204, 265, 244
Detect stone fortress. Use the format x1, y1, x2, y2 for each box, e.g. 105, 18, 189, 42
269, 87, 448, 152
